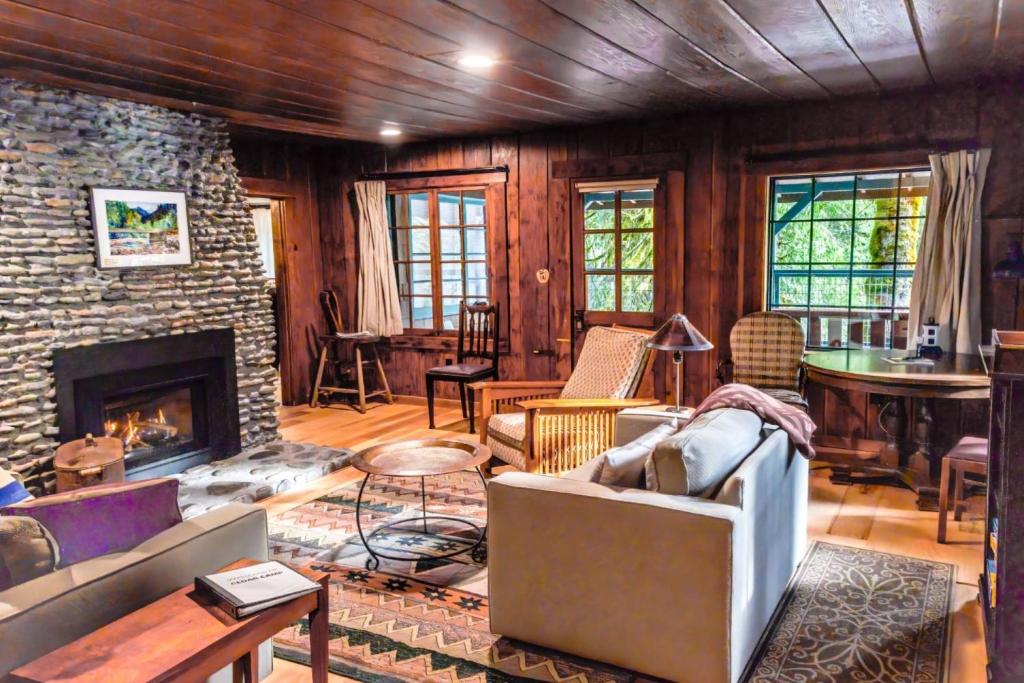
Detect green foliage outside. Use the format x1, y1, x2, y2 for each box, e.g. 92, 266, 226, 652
583, 191, 654, 312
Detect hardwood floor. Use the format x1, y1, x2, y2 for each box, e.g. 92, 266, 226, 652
262, 398, 987, 682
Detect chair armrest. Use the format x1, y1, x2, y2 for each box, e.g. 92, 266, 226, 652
517, 397, 658, 412
716, 358, 733, 385
468, 380, 565, 391
487, 473, 738, 681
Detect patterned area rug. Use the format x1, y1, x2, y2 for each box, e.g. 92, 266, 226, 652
175, 440, 352, 519
269, 475, 956, 682
746, 541, 955, 683
268, 470, 651, 681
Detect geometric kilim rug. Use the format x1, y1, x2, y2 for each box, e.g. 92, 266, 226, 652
268, 470, 653, 682
744, 541, 956, 683
269, 473, 956, 683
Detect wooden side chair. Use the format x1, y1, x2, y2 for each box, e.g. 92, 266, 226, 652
425, 301, 500, 434
310, 290, 394, 413
717, 311, 808, 409
472, 325, 657, 475
938, 436, 988, 543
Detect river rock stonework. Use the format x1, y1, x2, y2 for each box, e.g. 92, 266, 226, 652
0, 79, 279, 494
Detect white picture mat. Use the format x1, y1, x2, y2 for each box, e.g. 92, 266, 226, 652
91, 188, 192, 268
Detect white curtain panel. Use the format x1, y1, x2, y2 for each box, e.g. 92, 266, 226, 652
907, 148, 990, 354
355, 180, 404, 336
251, 206, 275, 281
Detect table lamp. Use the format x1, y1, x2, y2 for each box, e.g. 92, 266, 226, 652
646, 313, 713, 413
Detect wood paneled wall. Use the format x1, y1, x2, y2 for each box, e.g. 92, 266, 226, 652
235, 82, 1024, 454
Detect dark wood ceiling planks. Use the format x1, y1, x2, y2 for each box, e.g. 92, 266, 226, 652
0, 0, 1017, 141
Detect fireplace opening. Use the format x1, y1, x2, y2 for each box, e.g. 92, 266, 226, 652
103, 382, 208, 473
53, 329, 240, 479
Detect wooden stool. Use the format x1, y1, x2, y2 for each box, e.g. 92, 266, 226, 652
937, 436, 988, 543
310, 290, 393, 413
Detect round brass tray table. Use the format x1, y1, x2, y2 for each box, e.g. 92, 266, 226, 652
350, 438, 491, 569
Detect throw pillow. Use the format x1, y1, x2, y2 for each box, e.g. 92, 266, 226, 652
596, 420, 681, 488
0, 478, 182, 567
0, 516, 59, 591
0, 468, 33, 507
645, 408, 764, 497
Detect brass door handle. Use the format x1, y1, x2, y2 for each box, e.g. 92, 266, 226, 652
532, 349, 555, 356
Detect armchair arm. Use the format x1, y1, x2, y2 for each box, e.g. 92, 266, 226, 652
716, 358, 733, 385
517, 397, 658, 412
488, 473, 738, 682
471, 380, 565, 432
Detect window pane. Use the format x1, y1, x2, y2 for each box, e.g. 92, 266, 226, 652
409, 193, 429, 226
463, 190, 486, 225
854, 173, 899, 220
439, 192, 460, 226
772, 222, 810, 264
584, 233, 614, 270
410, 297, 433, 329
440, 228, 461, 261
813, 175, 854, 219
586, 274, 615, 311
899, 170, 929, 216
621, 231, 654, 270
410, 228, 431, 260
441, 298, 462, 330
399, 297, 412, 328
395, 263, 411, 297
896, 218, 923, 263
775, 275, 809, 307
441, 263, 462, 296
851, 275, 894, 308
811, 221, 852, 264
583, 192, 615, 230
411, 263, 432, 295
387, 195, 400, 227
390, 229, 410, 261
465, 228, 486, 258
466, 261, 488, 298
895, 275, 914, 308
622, 274, 654, 312
621, 189, 654, 229
810, 274, 850, 308
772, 178, 812, 221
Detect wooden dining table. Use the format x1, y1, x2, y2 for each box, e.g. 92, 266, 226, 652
804, 348, 990, 510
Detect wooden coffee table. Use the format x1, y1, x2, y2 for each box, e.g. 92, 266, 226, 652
351, 438, 491, 569
11, 559, 329, 683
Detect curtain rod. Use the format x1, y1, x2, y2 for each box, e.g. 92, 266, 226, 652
358, 165, 509, 182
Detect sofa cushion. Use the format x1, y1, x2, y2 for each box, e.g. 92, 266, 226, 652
0, 469, 33, 507
645, 408, 764, 497
595, 419, 682, 488
1, 478, 182, 567
560, 326, 651, 399
0, 516, 59, 591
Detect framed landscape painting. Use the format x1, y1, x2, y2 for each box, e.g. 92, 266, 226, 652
90, 188, 192, 268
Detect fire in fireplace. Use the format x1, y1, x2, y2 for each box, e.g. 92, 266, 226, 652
103, 385, 199, 468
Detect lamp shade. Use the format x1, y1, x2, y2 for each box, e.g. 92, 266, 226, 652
646, 313, 713, 352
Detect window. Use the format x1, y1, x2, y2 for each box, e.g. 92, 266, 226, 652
766, 168, 930, 348
387, 189, 488, 331
580, 187, 655, 315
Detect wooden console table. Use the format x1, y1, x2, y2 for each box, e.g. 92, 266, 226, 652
804, 349, 989, 510
11, 559, 329, 683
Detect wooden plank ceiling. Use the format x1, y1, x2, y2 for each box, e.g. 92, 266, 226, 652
0, 0, 1018, 142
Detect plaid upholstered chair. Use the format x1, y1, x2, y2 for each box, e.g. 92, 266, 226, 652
472, 326, 657, 475
718, 311, 807, 408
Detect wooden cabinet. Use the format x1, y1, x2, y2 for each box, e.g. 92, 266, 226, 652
981, 337, 1024, 681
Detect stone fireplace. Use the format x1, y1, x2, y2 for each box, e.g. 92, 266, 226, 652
53, 330, 242, 478
0, 79, 279, 495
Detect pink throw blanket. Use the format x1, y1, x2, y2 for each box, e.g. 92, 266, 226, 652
692, 383, 817, 459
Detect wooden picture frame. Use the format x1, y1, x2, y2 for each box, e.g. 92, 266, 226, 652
89, 187, 192, 268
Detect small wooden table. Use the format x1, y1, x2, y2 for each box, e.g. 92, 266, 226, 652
351, 438, 490, 569
11, 559, 330, 683
804, 349, 990, 509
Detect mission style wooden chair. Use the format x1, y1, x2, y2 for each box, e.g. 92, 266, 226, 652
425, 301, 500, 434
472, 325, 657, 475
717, 311, 808, 409
310, 289, 393, 413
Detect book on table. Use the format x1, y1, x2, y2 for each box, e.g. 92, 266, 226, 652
195, 560, 320, 619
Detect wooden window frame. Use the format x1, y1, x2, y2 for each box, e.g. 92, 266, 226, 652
385, 175, 508, 346
571, 180, 664, 329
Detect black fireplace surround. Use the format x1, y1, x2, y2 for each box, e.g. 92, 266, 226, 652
53, 329, 241, 478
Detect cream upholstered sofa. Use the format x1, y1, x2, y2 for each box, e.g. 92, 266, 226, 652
487, 411, 808, 683
0, 503, 271, 681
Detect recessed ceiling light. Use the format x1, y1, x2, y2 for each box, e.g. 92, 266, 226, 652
380, 127, 402, 137
458, 54, 496, 69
